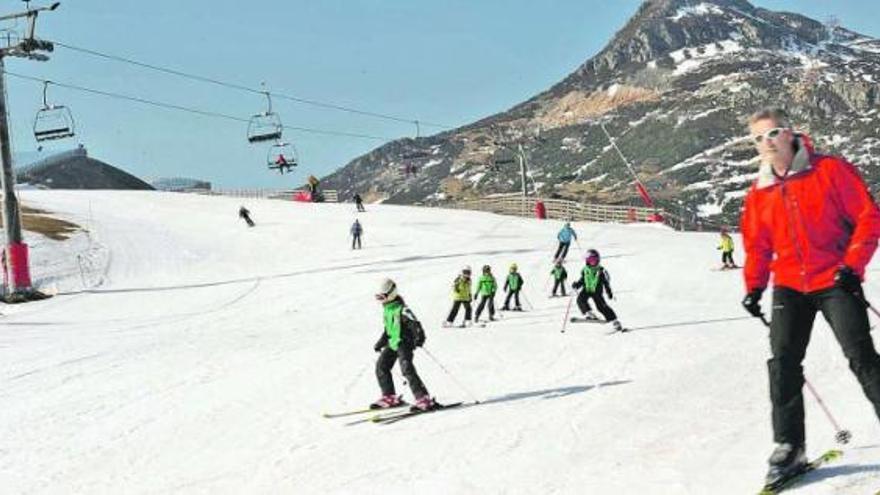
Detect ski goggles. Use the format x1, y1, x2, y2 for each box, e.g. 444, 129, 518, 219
586, 254, 599, 266
375, 283, 397, 302
751, 127, 787, 145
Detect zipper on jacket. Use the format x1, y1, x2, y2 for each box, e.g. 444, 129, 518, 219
780, 180, 808, 291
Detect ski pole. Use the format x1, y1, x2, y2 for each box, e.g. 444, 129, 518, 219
421, 347, 481, 404
855, 293, 880, 321
560, 290, 577, 333
803, 379, 851, 444
755, 314, 852, 444
521, 292, 535, 311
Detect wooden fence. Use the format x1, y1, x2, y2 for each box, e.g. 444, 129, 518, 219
450, 196, 693, 229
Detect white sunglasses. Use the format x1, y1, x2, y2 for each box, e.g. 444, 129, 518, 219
752, 127, 788, 144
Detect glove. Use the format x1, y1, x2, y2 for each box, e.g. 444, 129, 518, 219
606, 291, 614, 300
742, 288, 764, 318
374, 341, 384, 352
834, 265, 862, 295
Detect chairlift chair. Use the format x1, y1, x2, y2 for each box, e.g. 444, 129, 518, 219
267, 141, 298, 174
247, 83, 283, 143
33, 81, 75, 142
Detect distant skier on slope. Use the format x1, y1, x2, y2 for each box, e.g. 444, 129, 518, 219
572, 249, 623, 332
554, 222, 577, 261
474, 265, 497, 323
444, 266, 473, 327
353, 193, 366, 212
238, 206, 255, 227
351, 219, 363, 250
550, 260, 568, 297
371, 278, 436, 412
502, 263, 524, 311
718, 228, 737, 269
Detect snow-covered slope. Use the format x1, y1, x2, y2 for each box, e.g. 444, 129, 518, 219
2, 191, 879, 494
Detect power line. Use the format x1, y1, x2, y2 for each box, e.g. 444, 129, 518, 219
47, 39, 454, 131
3, 70, 394, 141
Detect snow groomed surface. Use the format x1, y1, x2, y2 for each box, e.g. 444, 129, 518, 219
2, 190, 879, 494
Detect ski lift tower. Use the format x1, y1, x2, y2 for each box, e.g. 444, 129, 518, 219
0, 1, 60, 301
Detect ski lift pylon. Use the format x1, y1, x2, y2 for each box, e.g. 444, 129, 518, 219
33, 80, 75, 142
267, 140, 298, 174
247, 82, 282, 144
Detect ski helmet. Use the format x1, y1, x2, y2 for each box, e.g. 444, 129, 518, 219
585, 249, 600, 266
375, 278, 398, 302
510, 263, 518, 271
463, 265, 472, 275
482, 264, 491, 273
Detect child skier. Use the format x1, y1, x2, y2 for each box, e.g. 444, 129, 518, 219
718, 228, 737, 269
238, 206, 254, 227
502, 263, 524, 311
474, 265, 497, 323
371, 278, 436, 411
551, 260, 568, 297
572, 249, 624, 332
445, 266, 473, 327
554, 222, 577, 261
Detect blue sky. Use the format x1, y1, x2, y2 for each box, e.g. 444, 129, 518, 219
3, 1, 878, 187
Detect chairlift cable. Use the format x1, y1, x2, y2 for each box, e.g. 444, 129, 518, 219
3, 70, 392, 141
46, 39, 453, 130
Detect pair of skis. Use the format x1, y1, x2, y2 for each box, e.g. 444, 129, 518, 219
758, 449, 842, 494
569, 316, 629, 334
323, 401, 466, 426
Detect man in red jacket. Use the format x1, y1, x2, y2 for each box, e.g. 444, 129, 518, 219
740, 108, 880, 487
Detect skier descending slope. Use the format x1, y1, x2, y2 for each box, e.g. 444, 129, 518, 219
238, 206, 254, 227
550, 260, 568, 297
473, 265, 497, 323
371, 278, 436, 412
350, 219, 363, 250
571, 249, 623, 332
717, 228, 737, 269
740, 108, 880, 489
554, 221, 577, 261
444, 267, 473, 327
502, 263, 524, 311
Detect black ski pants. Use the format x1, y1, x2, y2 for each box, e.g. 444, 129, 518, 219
376, 344, 428, 398
356, 203, 365, 212
242, 215, 254, 227
769, 286, 880, 446
554, 242, 571, 261
552, 279, 567, 296
446, 300, 472, 323
577, 290, 616, 321
722, 251, 734, 265
352, 234, 362, 249
504, 289, 521, 309
474, 294, 495, 320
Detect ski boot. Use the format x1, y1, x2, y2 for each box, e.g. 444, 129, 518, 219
370, 394, 403, 410
611, 320, 625, 332
412, 395, 437, 412
584, 311, 599, 320
765, 443, 807, 487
